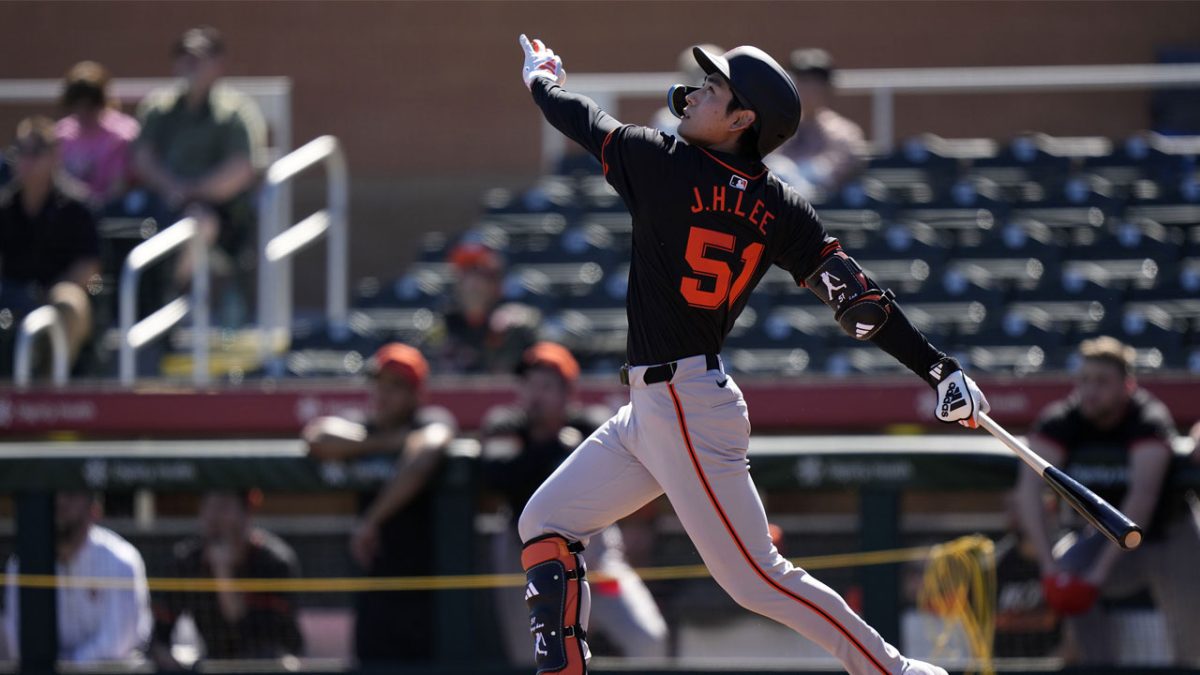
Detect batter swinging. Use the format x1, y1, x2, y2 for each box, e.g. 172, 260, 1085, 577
516, 35, 989, 675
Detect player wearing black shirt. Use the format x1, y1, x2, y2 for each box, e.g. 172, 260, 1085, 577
513, 36, 989, 675
150, 491, 302, 666
1016, 337, 1199, 666
302, 343, 456, 663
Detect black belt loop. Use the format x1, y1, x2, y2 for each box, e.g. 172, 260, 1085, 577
622, 354, 722, 386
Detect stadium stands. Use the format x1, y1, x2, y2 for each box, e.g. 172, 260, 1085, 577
320, 131, 1196, 379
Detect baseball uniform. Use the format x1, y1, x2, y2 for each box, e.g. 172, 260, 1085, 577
517, 37, 978, 675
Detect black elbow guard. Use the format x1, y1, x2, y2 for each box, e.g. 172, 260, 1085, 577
804, 249, 894, 340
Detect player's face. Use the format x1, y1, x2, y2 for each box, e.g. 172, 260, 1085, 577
520, 367, 569, 423
198, 492, 247, 542
456, 267, 501, 316
174, 52, 223, 93
792, 74, 831, 115
14, 140, 57, 186
1076, 358, 1132, 423
55, 492, 96, 542
677, 74, 749, 149
371, 369, 418, 427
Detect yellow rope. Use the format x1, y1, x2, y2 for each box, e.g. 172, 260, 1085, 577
10, 544, 936, 593
917, 535, 997, 675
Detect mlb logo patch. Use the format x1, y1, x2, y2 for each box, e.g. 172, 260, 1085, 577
729, 175, 748, 191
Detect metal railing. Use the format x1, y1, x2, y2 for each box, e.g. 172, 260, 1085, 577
118, 216, 210, 386
551, 62, 1200, 162
256, 135, 349, 365
13, 305, 68, 388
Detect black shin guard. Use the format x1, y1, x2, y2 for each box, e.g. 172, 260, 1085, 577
521, 534, 590, 674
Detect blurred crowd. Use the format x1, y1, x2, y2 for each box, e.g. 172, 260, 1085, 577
0, 25, 265, 379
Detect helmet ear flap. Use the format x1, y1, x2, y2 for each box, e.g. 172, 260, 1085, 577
667, 85, 699, 119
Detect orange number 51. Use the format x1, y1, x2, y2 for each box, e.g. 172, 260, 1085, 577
679, 226, 763, 310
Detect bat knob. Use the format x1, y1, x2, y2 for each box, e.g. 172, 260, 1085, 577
1121, 528, 1143, 551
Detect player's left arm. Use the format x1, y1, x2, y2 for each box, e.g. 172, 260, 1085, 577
350, 422, 454, 566
1086, 437, 1172, 585
520, 34, 622, 158
780, 214, 987, 427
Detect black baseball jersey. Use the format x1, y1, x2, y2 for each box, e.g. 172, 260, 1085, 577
1032, 388, 1179, 539
533, 80, 830, 365
152, 528, 303, 659
531, 81, 942, 375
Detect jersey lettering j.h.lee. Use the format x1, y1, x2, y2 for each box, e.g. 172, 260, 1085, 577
532, 79, 830, 366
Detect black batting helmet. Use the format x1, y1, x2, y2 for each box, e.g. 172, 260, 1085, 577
667, 45, 802, 159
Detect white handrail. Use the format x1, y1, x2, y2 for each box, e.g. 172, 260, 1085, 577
13, 305, 69, 388
256, 135, 349, 365
550, 62, 1200, 161
118, 216, 210, 387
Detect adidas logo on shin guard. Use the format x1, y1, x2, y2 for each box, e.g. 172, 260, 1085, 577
525, 582, 539, 600
940, 382, 967, 418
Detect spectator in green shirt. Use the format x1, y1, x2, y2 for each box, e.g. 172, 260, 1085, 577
133, 26, 266, 322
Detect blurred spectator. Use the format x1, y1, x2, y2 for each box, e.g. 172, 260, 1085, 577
3, 492, 151, 663
0, 116, 100, 368
480, 342, 668, 664
56, 61, 139, 209
1013, 336, 1200, 667
993, 495, 1061, 658
775, 48, 865, 197
422, 241, 539, 375
150, 490, 302, 669
302, 342, 456, 663
651, 43, 724, 136
134, 25, 266, 322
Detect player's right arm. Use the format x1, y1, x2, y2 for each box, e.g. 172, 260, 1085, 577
520, 34, 622, 159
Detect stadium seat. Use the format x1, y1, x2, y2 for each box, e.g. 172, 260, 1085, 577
955, 344, 1053, 375
944, 257, 1056, 299
857, 256, 939, 296
346, 307, 437, 345
1060, 259, 1162, 295
502, 262, 606, 311
357, 263, 452, 309
824, 345, 912, 377
725, 346, 823, 377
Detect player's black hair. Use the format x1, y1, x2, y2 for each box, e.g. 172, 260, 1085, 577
725, 96, 762, 160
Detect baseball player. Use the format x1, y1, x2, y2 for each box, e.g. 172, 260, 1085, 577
1014, 337, 1200, 666
515, 36, 989, 675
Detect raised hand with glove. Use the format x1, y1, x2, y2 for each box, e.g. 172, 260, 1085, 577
928, 357, 990, 428
519, 33, 566, 89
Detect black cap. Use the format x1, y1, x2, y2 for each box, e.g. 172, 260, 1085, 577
692, 45, 802, 158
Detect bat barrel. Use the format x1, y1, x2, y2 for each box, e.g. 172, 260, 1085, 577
1043, 466, 1143, 550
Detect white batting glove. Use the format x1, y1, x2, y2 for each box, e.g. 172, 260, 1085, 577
519, 33, 566, 89
929, 357, 990, 429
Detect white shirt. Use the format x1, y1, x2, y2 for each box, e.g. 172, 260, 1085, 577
3, 525, 151, 663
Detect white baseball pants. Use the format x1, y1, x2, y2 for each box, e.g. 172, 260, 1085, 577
519, 353, 913, 675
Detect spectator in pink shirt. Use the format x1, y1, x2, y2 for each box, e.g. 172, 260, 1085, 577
56, 61, 139, 209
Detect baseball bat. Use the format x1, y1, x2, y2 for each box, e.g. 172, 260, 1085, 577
977, 411, 1143, 550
